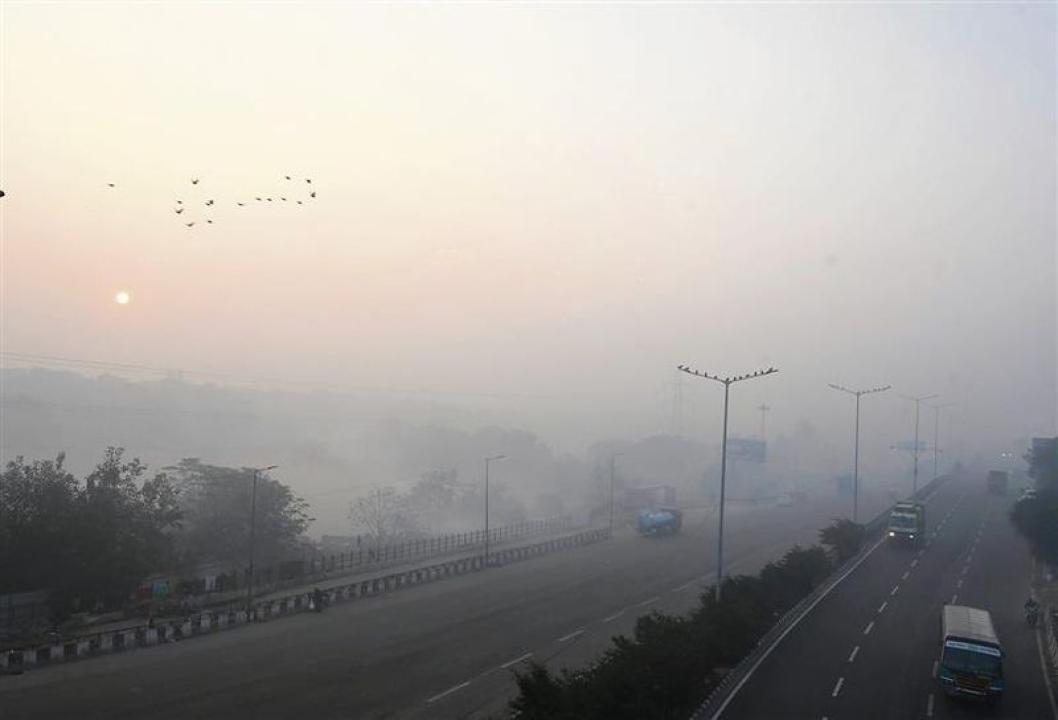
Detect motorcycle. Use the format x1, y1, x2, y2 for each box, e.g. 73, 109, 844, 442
1025, 601, 1040, 628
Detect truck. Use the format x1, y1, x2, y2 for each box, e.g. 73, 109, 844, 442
636, 507, 682, 536
887, 501, 925, 545
986, 471, 1008, 496
937, 604, 1004, 703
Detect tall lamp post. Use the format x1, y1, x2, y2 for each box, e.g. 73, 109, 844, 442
899, 394, 938, 495
828, 384, 890, 522
247, 464, 279, 610
677, 364, 778, 601
927, 403, 955, 481
484, 454, 506, 564
609, 453, 624, 538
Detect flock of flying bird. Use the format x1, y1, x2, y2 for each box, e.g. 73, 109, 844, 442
106, 175, 318, 228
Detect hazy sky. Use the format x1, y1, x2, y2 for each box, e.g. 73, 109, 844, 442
2, 2, 1055, 458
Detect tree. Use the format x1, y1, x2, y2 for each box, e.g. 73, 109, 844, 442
1011, 438, 1058, 565
348, 487, 413, 547
819, 518, 866, 564
0, 448, 182, 619
166, 458, 312, 570
402, 469, 460, 531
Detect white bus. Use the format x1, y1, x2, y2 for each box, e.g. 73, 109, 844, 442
937, 604, 1004, 702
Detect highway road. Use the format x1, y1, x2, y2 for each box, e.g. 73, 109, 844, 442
719, 475, 1058, 720
0, 489, 878, 719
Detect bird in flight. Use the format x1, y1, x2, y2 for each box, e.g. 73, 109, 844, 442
237, 202, 245, 206
205, 199, 214, 206
310, 191, 316, 198
176, 200, 183, 204
285, 175, 292, 180
297, 200, 303, 205
306, 178, 312, 184
186, 222, 195, 227
175, 208, 184, 214
191, 178, 200, 185
281, 197, 287, 201
267, 198, 273, 202
107, 183, 115, 188
256, 197, 262, 201
207, 219, 213, 224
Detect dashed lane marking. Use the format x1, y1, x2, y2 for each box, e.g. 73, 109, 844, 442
891, 585, 900, 596
956, 579, 963, 589
673, 579, 698, 593
637, 595, 661, 607
951, 594, 958, 604
848, 645, 860, 663
557, 629, 584, 643
902, 570, 911, 580
927, 692, 936, 717
832, 677, 844, 697
878, 601, 887, 613
932, 660, 939, 678
602, 610, 625, 623
910, 559, 918, 568
426, 681, 471, 704
500, 652, 534, 669
864, 621, 875, 635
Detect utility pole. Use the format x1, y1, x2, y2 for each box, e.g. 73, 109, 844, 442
828, 384, 890, 522
484, 455, 505, 565
678, 364, 778, 601
247, 464, 279, 612
757, 404, 771, 441
899, 394, 937, 495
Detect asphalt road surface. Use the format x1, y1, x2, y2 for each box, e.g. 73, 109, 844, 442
719, 476, 1058, 720
0, 489, 877, 720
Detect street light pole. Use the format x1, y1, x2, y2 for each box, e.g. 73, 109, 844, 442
484, 454, 505, 565
899, 394, 937, 495
247, 464, 278, 611
927, 403, 955, 481
828, 384, 890, 522
609, 453, 623, 539
678, 364, 778, 602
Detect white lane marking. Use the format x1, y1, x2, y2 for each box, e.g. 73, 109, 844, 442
673, 579, 698, 592
602, 610, 625, 623
848, 645, 860, 663
557, 629, 584, 643
500, 652, 533, 669
961, 566, 969, 576
932, 660, 939, 678
956, 579, 963, 589
878, 601, 888, 614
910, 559, 918, 568
707, 534, 890, 720
864, 620, 875, 635
637, 595, 661, 607
927, 692, 936, 717
917, 549, 925, 558
832, 677, 844, 697
902, 570, 911, 580
951, 594, 958, 604
891, 585, 900, 596
426, 681, 471, 704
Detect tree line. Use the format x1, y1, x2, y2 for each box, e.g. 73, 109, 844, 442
0, 448, 311, 620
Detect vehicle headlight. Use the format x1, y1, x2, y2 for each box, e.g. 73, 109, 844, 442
888, 531, 895, 537
909, 534, 915, 539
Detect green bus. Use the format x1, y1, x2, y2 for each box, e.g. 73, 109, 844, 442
937, 604, 1004, 702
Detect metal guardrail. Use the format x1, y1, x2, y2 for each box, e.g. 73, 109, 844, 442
688, 475, 948, 720
0, 527, 611, 676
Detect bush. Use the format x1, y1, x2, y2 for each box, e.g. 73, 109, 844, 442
510, 541, 837, 719
819, 519, 866, 564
